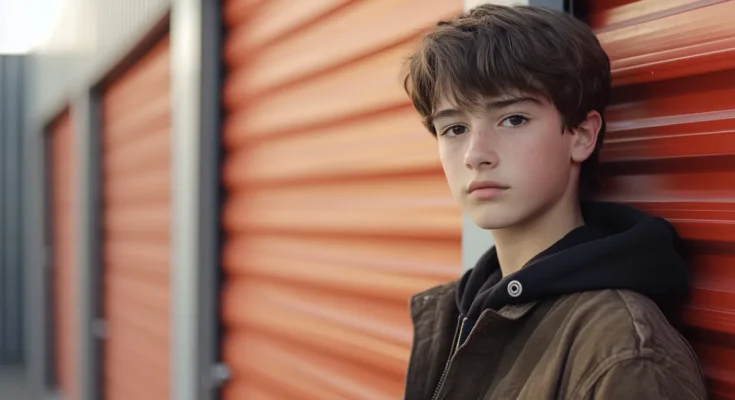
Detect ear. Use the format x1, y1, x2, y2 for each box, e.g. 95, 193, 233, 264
569, 110, 602, 163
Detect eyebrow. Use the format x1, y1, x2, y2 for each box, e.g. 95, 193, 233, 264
487, 96, 541, 110
431, 108, 465, 123
430, 96, 542, 127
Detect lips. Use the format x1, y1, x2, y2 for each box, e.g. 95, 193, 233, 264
467, 180, 509, 200
467, 180, 509, 193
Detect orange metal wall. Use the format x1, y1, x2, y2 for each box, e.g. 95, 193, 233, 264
587, 1, 735, 398
100, 36, 171, 400
221, 0, 463, 398
50, 111, 78, 400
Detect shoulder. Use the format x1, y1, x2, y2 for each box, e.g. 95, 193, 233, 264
578, 356, 707, 399
409, 280, 459, 320
561, 290, 687, 356
555, 290, 706, 399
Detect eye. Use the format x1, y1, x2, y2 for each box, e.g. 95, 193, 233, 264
500, 115, 529, 128
441, 125, 469, 137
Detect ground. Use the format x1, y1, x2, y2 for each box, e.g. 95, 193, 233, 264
0, 366, 30, 399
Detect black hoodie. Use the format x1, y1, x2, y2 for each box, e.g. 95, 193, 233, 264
454, 201, 689, 346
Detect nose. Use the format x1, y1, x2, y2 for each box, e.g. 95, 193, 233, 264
464, 129, 499, 170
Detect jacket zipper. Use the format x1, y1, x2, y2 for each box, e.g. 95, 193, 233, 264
431, 317, 467, 400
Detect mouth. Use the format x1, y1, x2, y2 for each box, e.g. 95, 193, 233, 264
467, 181, 509, 200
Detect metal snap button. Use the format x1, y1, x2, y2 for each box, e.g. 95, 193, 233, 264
507, 280, 523, 298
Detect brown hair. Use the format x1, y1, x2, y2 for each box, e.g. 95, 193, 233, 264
403, 4, 611, 196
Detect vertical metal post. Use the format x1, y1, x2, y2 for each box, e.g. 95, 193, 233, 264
171, 0, 223, 399
74, 90, 103, 400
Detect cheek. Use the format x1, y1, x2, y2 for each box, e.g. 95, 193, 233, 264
508, 133, 570, 189
438, 144, 467, 198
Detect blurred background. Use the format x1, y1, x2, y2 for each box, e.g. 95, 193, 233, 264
0, 0, 733, 399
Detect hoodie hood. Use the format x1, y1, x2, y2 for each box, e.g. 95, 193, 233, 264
456, 201, 690, 319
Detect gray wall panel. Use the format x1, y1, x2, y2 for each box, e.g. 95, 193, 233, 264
73, 92, 102, 400
529, 0, 566, 11
0, 56, 26, 365
22, 83, 51, 400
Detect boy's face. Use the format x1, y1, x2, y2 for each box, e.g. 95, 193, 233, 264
433, 92, 598, 230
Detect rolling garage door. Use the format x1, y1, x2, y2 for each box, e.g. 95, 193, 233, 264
49, 111, 78, 400
100, 35, 171, 400
221, 0, 462, 398
583, 1, 735, 398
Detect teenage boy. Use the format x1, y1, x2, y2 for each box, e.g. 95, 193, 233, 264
402, 4, 707, 400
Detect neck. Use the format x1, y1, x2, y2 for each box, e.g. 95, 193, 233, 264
491, 196, 585, 277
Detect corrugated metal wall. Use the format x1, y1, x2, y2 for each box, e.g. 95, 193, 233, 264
586, 1, 735, 399
100, 36, 171, 400
49, 110, 78, 400
220, 0, 463, 398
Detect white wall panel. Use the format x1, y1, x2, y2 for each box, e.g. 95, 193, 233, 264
28, 0, 171, 125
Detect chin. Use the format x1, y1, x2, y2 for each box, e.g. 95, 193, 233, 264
465, 201, 530, 230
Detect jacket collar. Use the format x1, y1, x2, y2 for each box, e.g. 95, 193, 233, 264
406, 281, 542, 399
410, 280, 539, 326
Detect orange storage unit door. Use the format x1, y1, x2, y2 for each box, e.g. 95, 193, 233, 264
585, 1, 735, 398
50, 111, 78, 400
221, 0, 463, 398
100, 35, 171, 400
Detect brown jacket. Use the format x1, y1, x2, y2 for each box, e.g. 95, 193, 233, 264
404, 281, 707, 400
